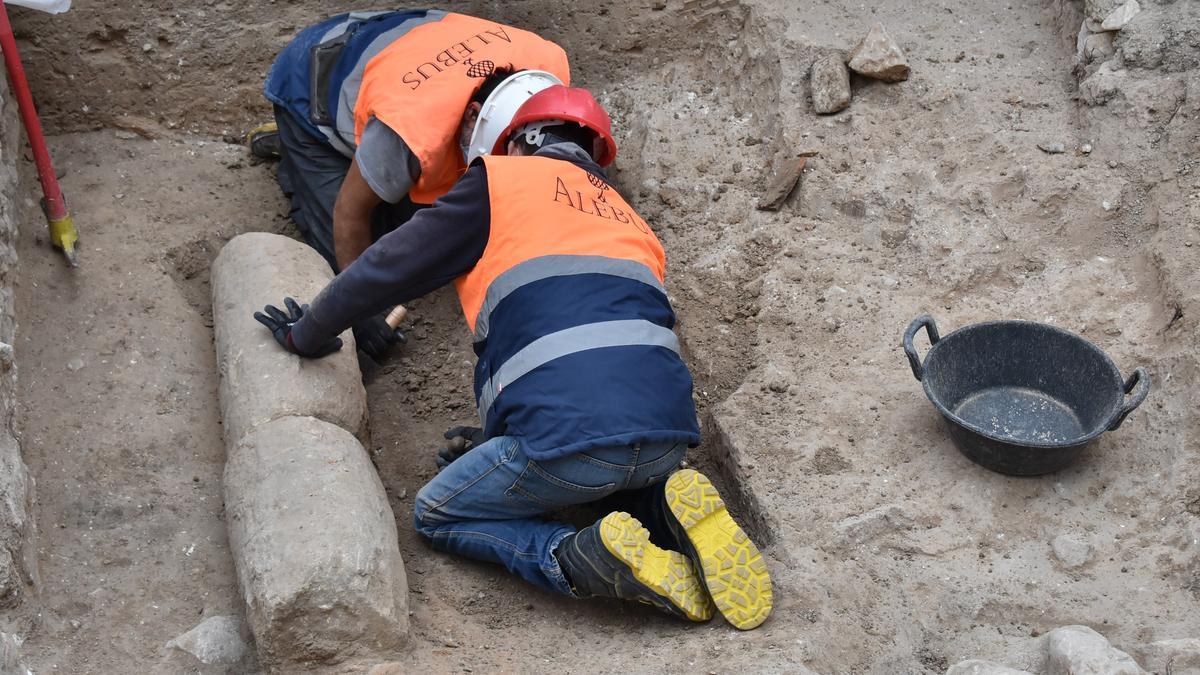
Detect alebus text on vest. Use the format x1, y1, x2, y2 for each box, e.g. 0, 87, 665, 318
553, 177, 652, 234
401, 26, 513, 91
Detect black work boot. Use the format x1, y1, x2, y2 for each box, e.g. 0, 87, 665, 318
554, 511, 714, 622
246, 122, 281, 159
663, 469, 773, 630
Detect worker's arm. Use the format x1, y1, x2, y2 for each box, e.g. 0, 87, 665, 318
331, 160, 381, 271
332, 118, 422, 270
285, 163, 491, 355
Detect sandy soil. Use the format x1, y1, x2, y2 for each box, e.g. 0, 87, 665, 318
2, 0, 1198, 672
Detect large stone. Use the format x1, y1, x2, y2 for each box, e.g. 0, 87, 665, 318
1045, 625, 1145, 675
211, 232, 367, 446
1131, 638, 1200, 674
224, 416, 407, 669
810, 53, 852, 114
946, 659, 1033, 675
1101, 0, 1140, 31
848, 23, 910, 82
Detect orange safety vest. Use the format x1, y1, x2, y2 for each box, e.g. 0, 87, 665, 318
456, 156, 666, 335
354, 13, 570, 204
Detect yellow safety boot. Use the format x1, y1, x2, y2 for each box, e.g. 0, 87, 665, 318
555, 511, 714, 622
663, 469, 773, 629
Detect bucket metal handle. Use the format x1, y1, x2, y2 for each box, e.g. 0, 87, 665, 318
1108, 367, 1150, 431
902, 315, 941, 381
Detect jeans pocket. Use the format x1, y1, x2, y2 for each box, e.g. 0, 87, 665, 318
505, 459, 618, 508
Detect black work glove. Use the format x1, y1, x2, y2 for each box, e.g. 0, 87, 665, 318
352, 313, 406, 360
253, 297, 343, 358
437, 426, 486, 470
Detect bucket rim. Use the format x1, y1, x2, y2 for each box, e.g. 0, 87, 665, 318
919, 319, 1125, 449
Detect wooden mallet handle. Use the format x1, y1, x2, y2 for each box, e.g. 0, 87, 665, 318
385, 305, 408, 330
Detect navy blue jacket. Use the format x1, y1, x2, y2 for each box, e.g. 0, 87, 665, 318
291, 145, 701, 459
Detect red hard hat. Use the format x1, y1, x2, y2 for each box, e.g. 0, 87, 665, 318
492, 85, 618, 167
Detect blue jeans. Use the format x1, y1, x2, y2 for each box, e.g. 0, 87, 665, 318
412, 436, 687, 595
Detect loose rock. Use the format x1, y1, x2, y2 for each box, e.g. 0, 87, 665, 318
1045, 625, 1144, 675
835, 504, 913, 545
848, 23, 910, 82
224, 416, 408, 669
1101, 0, 1140, 31
810, 54, 852, 114
1038, 142, 1067, 154
1050, 533, 1094, 568
165, 615, 249, 666
946, 659, 1033, 675
757, 148, 811, 211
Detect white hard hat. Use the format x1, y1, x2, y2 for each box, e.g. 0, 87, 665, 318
465, 70, 563, 164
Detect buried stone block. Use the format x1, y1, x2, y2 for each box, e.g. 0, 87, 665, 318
211, 232, 367, 446
224, 416, 408, 669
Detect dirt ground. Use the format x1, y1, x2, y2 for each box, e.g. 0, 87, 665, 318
1, 0, 1197, 672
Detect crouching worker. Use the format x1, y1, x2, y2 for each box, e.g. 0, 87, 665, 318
253, 87, 773, 629
257, 9, 570, 359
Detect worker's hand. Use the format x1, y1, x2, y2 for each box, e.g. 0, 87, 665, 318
437, 426, 486, 469
352, 313, 406, 360
253, 297, 343, 358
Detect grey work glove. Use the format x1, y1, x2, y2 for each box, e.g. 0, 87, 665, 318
437, 426, 486, 470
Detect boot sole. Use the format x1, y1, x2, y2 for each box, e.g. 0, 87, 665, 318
664, 469, 773, 630
599, 511, 715, 622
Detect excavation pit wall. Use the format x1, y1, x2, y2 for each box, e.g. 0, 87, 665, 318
0, 71, 35, 612
7, 0, 1200, 672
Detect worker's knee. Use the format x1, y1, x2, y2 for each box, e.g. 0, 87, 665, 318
411, 485, 444, 535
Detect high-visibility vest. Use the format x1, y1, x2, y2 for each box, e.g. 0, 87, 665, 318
264, 11, 570, 204
355, 13, 570, 204
456, 155, 700, 460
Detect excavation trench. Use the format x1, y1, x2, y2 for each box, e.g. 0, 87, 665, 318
8, 0, 1200, 672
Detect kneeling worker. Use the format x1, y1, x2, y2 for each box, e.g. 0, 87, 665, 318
258, 9, 569, 358
254, 87, 773, 629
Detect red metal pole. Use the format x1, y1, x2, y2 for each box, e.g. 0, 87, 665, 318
0, 0, 77, 265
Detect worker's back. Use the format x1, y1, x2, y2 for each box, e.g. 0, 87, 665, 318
456, 151, 701, 460
264, 10, 570, 203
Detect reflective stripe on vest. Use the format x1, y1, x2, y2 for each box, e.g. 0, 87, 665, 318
457, 156, 666, 334
460, 155, 673, 429
354, 14, 570, 204
476, 319, 681, 429
472, 254, 666, 342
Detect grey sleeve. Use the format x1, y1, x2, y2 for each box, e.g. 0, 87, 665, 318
354, 117, 423, 204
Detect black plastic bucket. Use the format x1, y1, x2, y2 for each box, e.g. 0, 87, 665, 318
902, 315, 1150, 476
